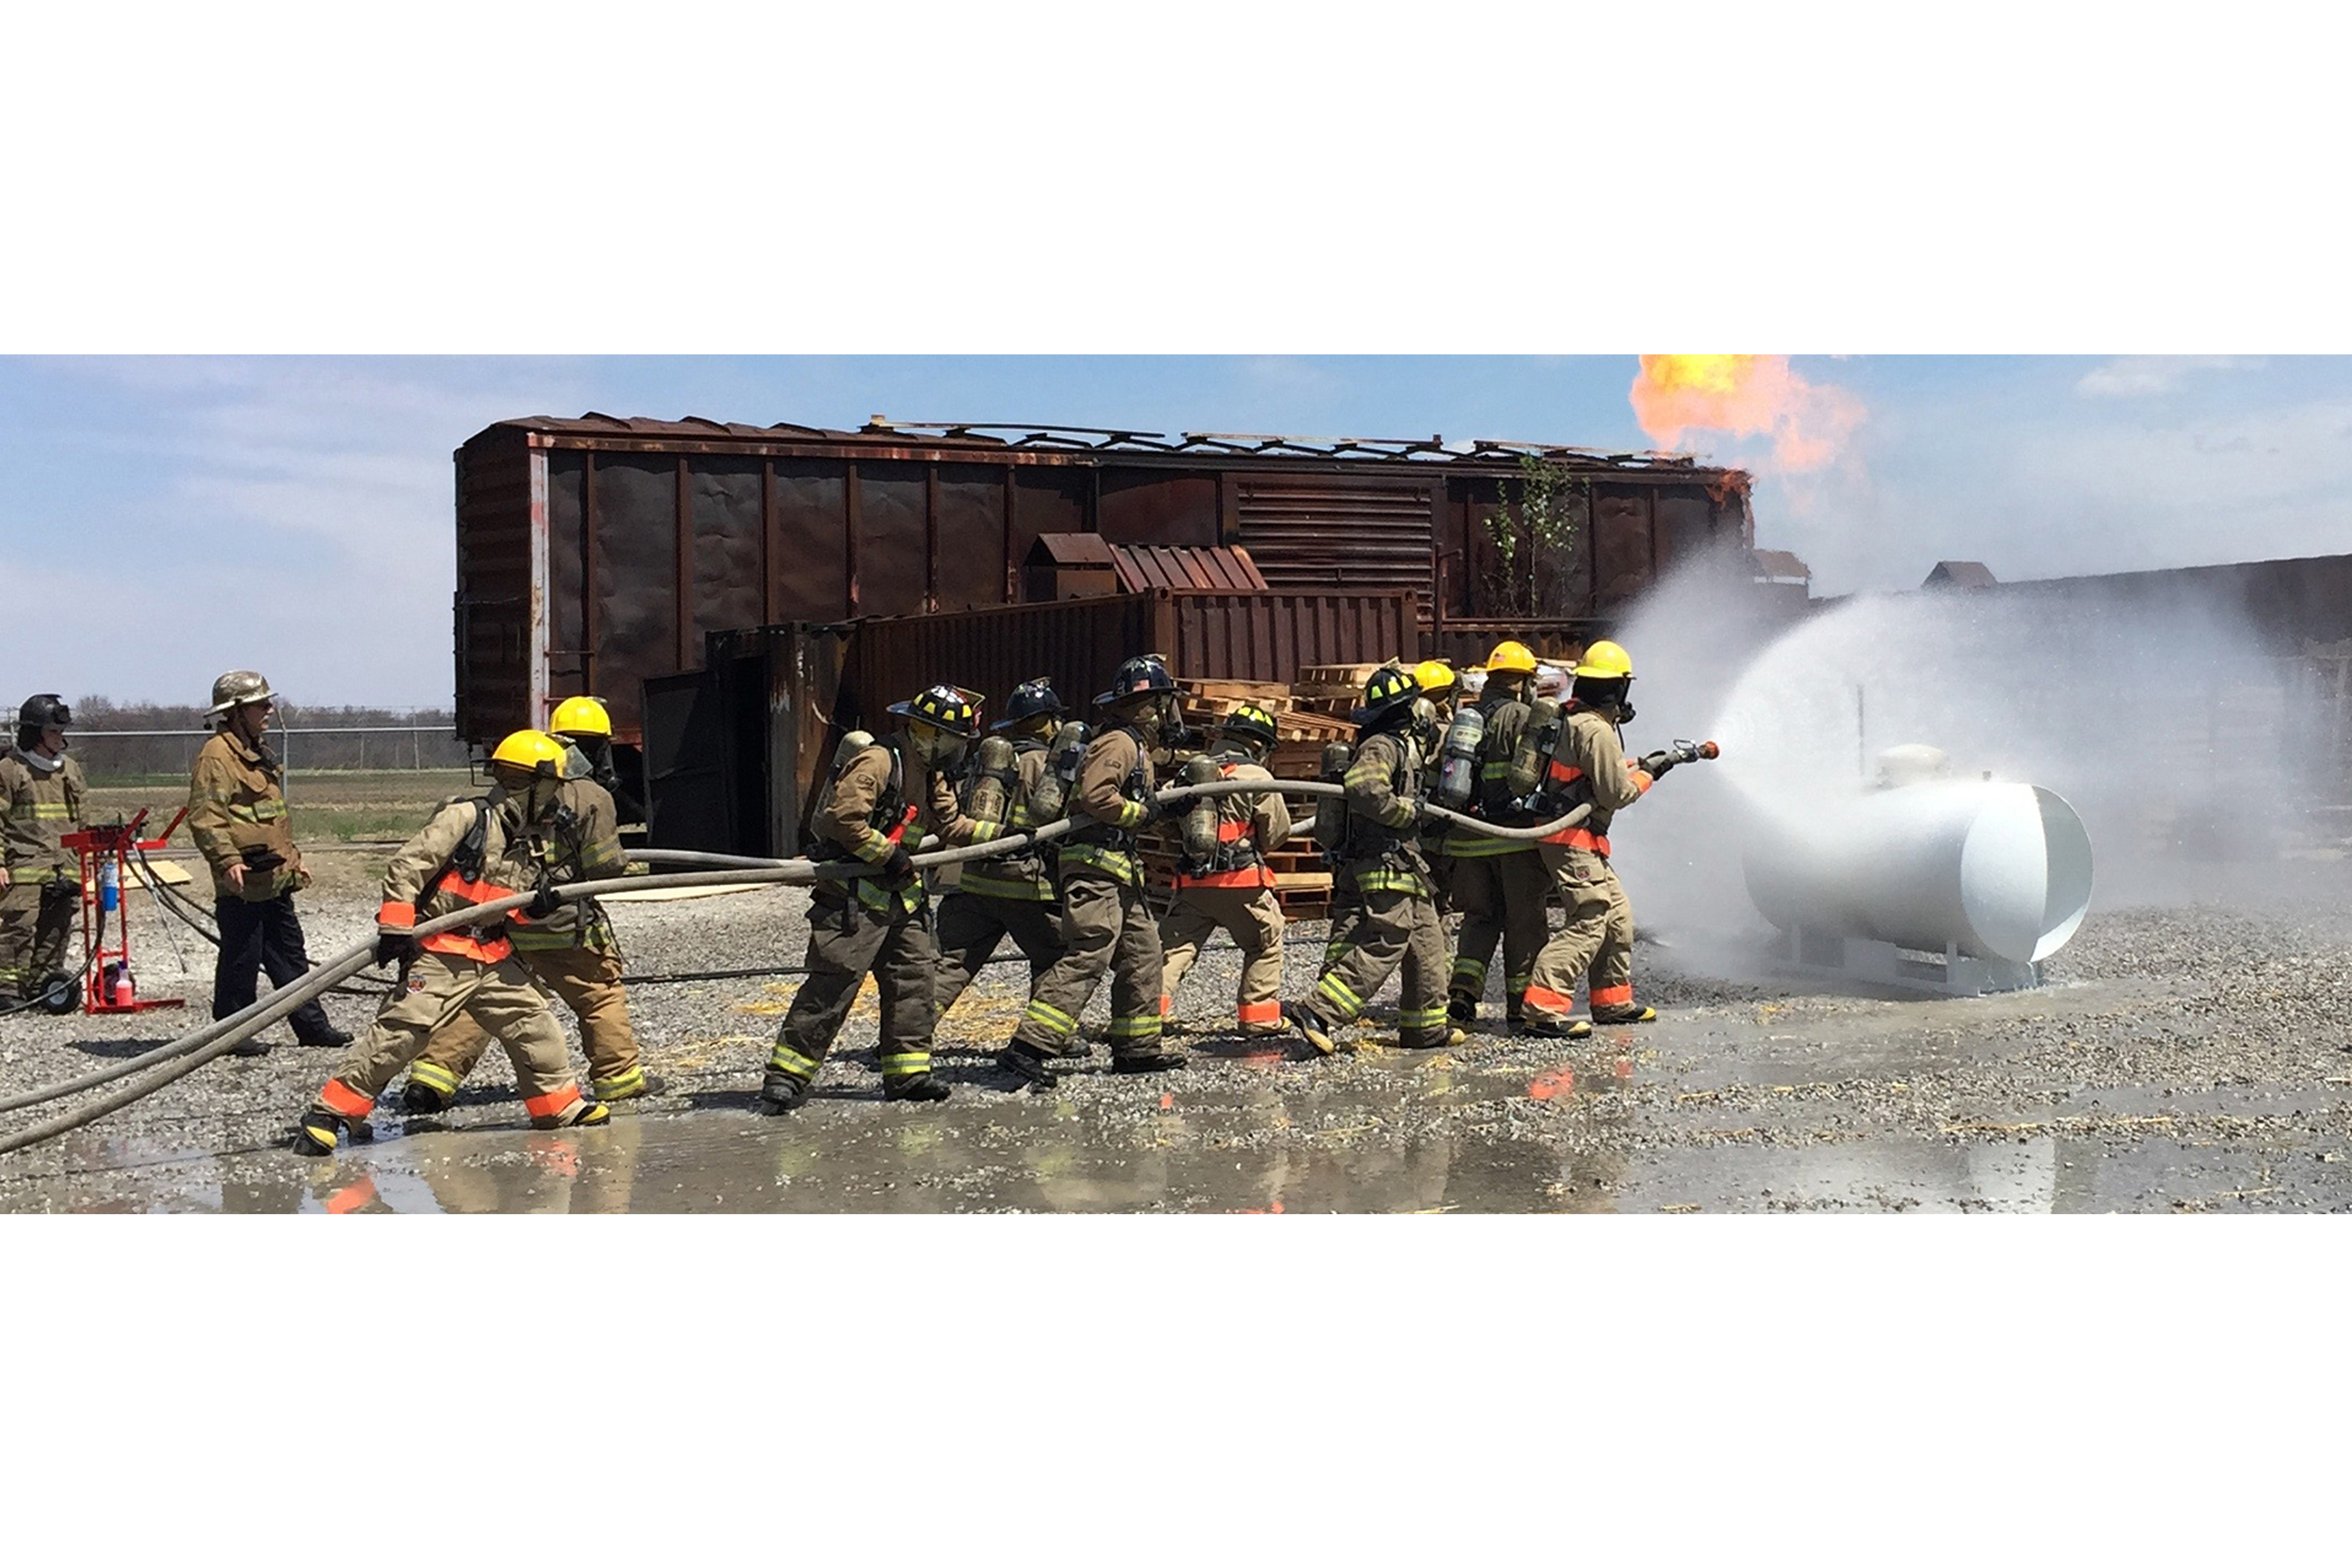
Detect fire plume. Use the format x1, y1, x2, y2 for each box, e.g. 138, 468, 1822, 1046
1630, 354, 1861, 472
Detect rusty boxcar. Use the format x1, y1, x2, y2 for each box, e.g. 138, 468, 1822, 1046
453, 414, 1757, 749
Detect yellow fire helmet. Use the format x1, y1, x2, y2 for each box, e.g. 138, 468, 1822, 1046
490, 729, 569, 779
548, 695, 613, 737
1412, 659, 1457, 697
1572, 640, 1635, 681
1484, 640, 1538, 676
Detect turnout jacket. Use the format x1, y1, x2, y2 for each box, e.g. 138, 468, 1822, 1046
510, 769, 630, 951
376, 791, 549, 964
1542, 707, 1651, 856
958, 741, 1055, 902
1172, 751, 1291, 891
0, 748, 85, 882
1059, 726, 1155, 886
187, 729, 307, 901
1339, 729, 1432, 898
817, 739, 978, 917
1441, 694, 1538, 858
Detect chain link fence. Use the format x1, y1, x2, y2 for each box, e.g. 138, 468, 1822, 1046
64, 715, 474, 779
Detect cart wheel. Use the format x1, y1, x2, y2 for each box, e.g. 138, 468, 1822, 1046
37, 975, 79, 1016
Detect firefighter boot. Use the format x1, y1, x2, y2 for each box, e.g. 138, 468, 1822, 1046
752, 1073, 812, 1115
1448, 995, 1478, 1025
399, 1062, 459, 1115
995, 1044, 1058, 1090
884, 1073, 953, 1103
529, 1099, 612, 1131
1592, 1005, 1659, 1025
591, 1066, 664, 1104
1286, 1006, 1340, 1058
1519, 1013, 1593, 1040
291, 1111, 348, 1157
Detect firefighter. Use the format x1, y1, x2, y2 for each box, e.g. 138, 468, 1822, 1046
1288, 666, 1457, 1055
188, 672, 351, 1053
1442, 641, 1575, 1034
755, 685, 984, 1114
1413, 660, 1458, 723
399, 696, 650, 1113
1521, 640, 1657, 1032
1157, 701, 1292, 1039
998, 655, 1188, 1086
0, 695, 86, 1009
295, 731, 609, 1154
932, 677, 1069, 1020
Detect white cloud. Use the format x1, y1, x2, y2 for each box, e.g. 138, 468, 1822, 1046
2074, 355, 2265, 399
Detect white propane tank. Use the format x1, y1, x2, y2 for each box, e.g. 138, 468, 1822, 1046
1743, 777, 2094, 964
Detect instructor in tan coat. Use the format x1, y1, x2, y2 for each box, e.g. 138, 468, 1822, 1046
1157, 701, 1292, 1038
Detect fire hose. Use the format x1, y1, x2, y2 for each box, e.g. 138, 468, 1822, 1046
0, 766, 1709, 1156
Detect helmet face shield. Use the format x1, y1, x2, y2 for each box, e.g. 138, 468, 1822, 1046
907, 720, 966, 768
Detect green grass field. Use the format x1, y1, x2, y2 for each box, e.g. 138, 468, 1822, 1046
83, 768, 477, 843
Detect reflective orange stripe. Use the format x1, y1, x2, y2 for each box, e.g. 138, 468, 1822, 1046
319, 1078, 375, 1119
435, 869, 524, 904
1630, 769, 1653, 795
1237, 1000, 1282, 1024
523, 1085, 581, 1121
1523, 984, 1575, 1016
1541, 827, 1612, 854
1590, 984, 1634, 1007
420, 930, 512, 963
1548, 760, 1585, 786
376, 901, 417, 929
1172, 865, 1276, 890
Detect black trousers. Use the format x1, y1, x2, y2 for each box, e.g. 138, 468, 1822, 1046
213, 893, 337, 1040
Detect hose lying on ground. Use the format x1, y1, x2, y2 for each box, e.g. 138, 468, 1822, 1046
0, 778, 1588, 1154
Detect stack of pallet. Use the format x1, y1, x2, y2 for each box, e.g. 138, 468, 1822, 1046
1174, 675, 1354, 781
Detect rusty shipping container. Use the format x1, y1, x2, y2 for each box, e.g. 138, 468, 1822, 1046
453, 414, 1756, 748
644, 588, 1419, 855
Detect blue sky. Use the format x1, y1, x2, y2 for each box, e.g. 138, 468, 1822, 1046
3, 354, 2349, 706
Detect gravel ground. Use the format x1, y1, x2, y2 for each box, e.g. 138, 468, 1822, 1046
4, 846, 2351, 1212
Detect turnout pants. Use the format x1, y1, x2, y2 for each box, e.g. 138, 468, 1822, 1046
414, 942, 643, 1099
313, 949, 588, 1127
767, 893, 940, 1091
931, 890, 1065, 1017
1304, 884, 1451, 1047
1523, 846, 1636, 1021
1011, 868, 1167, 1062
1158, 884, 1286, 1033
0, 878, 76, 998
1447, 849, 1552, 1019
214, 893, 338, 1042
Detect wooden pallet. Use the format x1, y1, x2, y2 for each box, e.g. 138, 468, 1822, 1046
1178, 677, 1293, 706
1297, 662, 1384, 689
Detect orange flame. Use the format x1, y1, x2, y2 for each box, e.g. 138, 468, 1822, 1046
1630, 354, 1862, 472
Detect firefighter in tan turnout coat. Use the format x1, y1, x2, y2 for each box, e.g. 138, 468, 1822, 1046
1157, 701, 1292, 1037
295, 730, 610, 1155
402, 696, 648, 1113
1520, 641, 1657, 1032
1289, 666, 1458, 1056
997, 655, 1189, 1086
755, 685, 984, 1114
931, 677, 1070, 1020
187, 671, 349, 1052
0, 695, 85, 1007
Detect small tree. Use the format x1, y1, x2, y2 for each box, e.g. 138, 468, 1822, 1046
1481, 454, 1587, 618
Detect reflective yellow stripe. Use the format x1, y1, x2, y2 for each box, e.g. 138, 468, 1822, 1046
408, 1062, 460, 1096
1451, 957, 1488, 985
1353, 870, 1431, 897
1058, 843, 1139, 883
1106, 1016, 1162, 1038
1315, 973, 1364, 1019
591, 1066, 645, 1097
959, 869, 1055, 902
1399, 1007, 1449, 1029
768, 1044, 823, 1077
1022, 999, 1077, 1039
1440, 834, 1529, 858
29, 803, 71, 821
879, 1053, 931, 1076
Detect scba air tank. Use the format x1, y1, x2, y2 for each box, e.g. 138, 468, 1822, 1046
1432, 705, 1485, 810
967, 735, 1018, 825
1180, 755, 1223, 862
1507, 698, 1560, 797
1312, 742, 1353, 853
1030, 721, 1090, 822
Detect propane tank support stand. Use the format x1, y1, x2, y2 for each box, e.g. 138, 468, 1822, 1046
1772, 926, 2039, 997
60, 809, 189, 1014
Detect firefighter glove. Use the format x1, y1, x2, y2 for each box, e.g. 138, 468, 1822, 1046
373, 931, 416, 968
881, 843, 917, 888
527, 883, 564, 918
